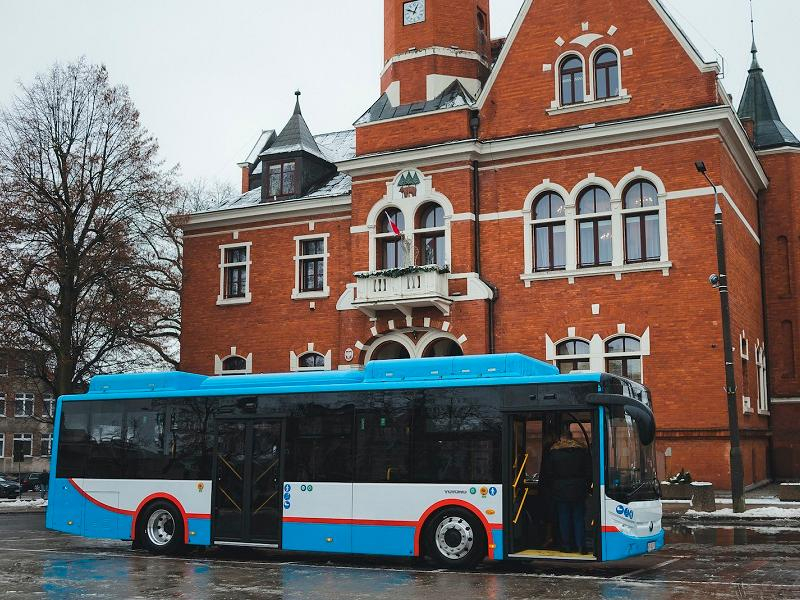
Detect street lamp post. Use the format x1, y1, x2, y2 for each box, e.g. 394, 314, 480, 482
695, 161, 746, 514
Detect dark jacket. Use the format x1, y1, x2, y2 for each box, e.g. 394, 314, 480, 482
541, 440, 592, 503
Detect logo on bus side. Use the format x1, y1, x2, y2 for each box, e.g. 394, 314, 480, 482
615, 505, 634, 520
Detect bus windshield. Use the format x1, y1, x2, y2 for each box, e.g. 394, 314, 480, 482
605, 406, 659, 503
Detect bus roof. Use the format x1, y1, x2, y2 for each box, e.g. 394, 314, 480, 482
62, 353, 604, 401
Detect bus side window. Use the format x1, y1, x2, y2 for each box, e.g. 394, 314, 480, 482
355, 391, 412, 483
56, 402, 91, 479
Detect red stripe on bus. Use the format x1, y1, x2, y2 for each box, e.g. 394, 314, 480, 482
601, 525, 620, 532
283, 516, 416, 527
68, 479, 210, 543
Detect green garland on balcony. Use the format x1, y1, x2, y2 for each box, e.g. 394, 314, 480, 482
354, 264, 450, 279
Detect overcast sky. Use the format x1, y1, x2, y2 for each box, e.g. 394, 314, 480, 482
1, 1, 796, 190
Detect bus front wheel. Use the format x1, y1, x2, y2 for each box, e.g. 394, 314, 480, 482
135, 500, 184, 555
424, 507, 486, 569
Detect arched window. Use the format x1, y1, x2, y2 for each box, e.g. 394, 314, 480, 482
555, 339, 591, 374
576, 186, 612, 268
371, 341, 412, 361
222, 355, 247, 374
532, 192, 566, 272
594, 50, 619, 100
421, 338, 464, 358
416, 203, 446, 266
623, 180, 661, 263
605, 336, 643, 382
298, 352, 326, 370
376, 208, 406, 269
560, 55, 585, 105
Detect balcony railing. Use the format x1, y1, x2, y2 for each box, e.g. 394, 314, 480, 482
352, 267, 452, 317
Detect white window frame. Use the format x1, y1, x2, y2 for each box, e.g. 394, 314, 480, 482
15, 393, 34, 417
604, 335, 645, 383
522, 172, 671, 287
415, 203, 448, 267
214, 347, 253, 375
0, 393, 5, 417
217, 242, 253, 306
546, 327, 651, 380
292, 233, 330, 300
756, 342, 769, 415
0, 433, 4, 458
13, 433, 33, 458
41, 433, 53, 457
290, 343, 332, 372
364, 170, 454, 273
548, 45, 631, 114
553, 338, 593, 374
42, 396, 55, 419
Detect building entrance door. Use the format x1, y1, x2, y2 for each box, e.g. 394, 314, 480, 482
213, 420, 283, 546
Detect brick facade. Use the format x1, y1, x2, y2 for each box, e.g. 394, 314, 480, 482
180, 0, 797, 487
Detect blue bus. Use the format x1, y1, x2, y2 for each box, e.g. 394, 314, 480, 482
46, 353, 663, 568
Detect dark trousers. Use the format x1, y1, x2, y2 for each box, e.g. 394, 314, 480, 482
556, 500, 586, 552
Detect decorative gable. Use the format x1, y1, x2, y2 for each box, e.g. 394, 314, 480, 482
477, 0, 721, 140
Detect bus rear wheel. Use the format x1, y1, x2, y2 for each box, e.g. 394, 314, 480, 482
425, 507, 486, 569
136, 500, 184, 555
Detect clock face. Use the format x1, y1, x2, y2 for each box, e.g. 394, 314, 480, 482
403, 0, 425, 25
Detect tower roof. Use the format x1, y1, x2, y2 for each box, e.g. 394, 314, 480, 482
261, 91, 327, 161
737, 23, 800, 150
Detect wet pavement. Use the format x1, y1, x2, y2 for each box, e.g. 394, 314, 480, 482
1, 514, 799, 599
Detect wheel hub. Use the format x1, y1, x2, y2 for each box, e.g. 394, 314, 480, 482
146, 509, 175, 547
435, 516, 474, 560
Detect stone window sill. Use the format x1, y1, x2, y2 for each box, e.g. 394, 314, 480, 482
216, 294, 252, 306
547, 94, 631, 115
521, 261, 671, 287
292, 288, 330, 301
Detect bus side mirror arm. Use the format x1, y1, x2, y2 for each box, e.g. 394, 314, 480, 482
585, 393, 657, 446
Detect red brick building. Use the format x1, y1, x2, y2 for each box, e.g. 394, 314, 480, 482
180, 0, 800, 487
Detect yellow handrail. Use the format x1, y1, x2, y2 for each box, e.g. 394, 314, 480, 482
512, 453, 528, 489
513, 488, 529, 524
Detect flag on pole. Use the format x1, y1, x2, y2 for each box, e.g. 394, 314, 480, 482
387, 213, 402, 236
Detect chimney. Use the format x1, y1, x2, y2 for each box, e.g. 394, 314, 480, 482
240, 165, 250, 194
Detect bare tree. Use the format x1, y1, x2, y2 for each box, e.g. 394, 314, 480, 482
0, 59, 182, 396
132, 178, 234, 368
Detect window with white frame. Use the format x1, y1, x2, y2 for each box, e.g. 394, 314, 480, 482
221, 356, 248, 375
577, 186, 612, 268
42, 396, 54, 419
623, 180, 661, 263
594, 49, 620, 100
217, 243, 252, 304
559, 55, 585, 106
0, 433, 4, 458
376, 207, 406, 269
0, 394, 5, 417
41, 433, 53, 457
13, 433, 33, 458
298, 352, 326, 371
293, 235, 329, 298
416, 203, 446, 266
756, 344, 769, 413
605, 336, 643, 383
555, 339, 591, 374
15, 393, 34, 417
532, 192, 567, 272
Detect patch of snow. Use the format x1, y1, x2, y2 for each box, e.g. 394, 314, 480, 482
0, 498, 48, 510
781, 482, 800, 486
243, 130, 275, 164
715, 497, 800, 506
315, 130, 356, 163
690, 481, 713, 486
686, 506, 800, 519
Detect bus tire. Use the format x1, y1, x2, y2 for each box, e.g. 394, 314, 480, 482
135, 500, 184, 555
424, 507, 486, 569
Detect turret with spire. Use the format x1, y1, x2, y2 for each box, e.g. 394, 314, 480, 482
737, 5, 800, 150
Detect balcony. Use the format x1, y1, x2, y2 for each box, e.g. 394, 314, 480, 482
352, 267, 452, 318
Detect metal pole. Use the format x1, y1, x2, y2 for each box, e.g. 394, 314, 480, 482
705, 173, 746, 513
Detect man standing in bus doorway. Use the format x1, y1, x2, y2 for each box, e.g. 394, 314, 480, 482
541, 428, 592, 554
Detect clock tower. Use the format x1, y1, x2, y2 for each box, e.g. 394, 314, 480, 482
382, 0, 491, 105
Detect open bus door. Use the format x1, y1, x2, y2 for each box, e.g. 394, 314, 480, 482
505, 409, 601, 560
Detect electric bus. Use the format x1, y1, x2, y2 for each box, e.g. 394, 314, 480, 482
46, 353, 662, 568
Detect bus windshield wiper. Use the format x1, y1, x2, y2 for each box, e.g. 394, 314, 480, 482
626, 478, 657, 499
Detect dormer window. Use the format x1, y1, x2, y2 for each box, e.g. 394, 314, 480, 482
268, 161, 296, 197
594, 49, 620, 100
560, 55, 585, 105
